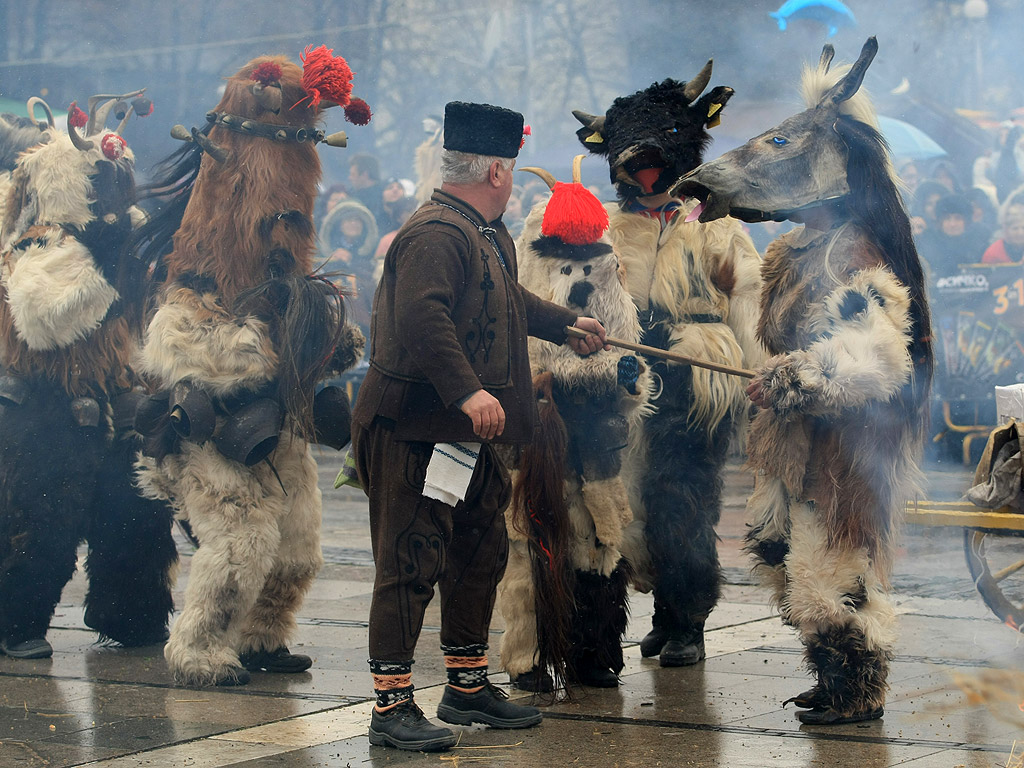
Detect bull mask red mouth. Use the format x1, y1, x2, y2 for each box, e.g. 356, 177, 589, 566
631, 166, 664, 195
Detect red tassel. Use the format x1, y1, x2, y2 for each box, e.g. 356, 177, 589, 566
541, 182, 609, 245
100, 134, 127, 160
344, 97, 372, 125
299, 44, 353, 109
251, 61, 283, 87
68, 101, 88, 129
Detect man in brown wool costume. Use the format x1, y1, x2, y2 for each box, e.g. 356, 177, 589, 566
351, 100, 609, 752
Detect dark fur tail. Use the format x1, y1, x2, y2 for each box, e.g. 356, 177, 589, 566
233, 275, 346, 440
512, 372, 575, 692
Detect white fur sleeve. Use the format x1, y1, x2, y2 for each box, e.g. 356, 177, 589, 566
3, 227, 117, 350
758, 267, 913, 417
140, 291, 278, 395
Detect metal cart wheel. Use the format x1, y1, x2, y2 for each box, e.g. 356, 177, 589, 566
964, 527, 1024, 631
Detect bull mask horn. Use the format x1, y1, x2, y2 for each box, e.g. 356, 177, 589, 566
518, 165, 557, 190
26, 97, 54, 129
86, 89, 146, 135
820, 37, 878, 108
67, 110, 94, 151
572, 109, 605, 136
818, 44, 836, 75
682, 59, 713, 103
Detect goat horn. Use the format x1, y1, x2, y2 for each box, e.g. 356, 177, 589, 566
819, 44, 836, 74
191, 126, 229, 163
682, 59, 713, 103
67, 110, 94, 151
114, 103, 136, 135
518, 166, 557, 191
572, 109, 605, 134
87, 89, 146, 135
26, 97, 54, 129
572, 154, 585, 185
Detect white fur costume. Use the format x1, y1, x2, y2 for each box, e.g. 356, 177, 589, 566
135, 288, 330, 684
498, 202, 651, 682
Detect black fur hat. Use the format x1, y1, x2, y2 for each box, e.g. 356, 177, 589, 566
443, 101, 523, 159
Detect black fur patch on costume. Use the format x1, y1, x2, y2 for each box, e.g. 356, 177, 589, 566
0, 379, 176, 647
804, 624, 890, 714
569, 566, 630, 678
530, 236, 613, 262
747, 534, 789, 568
837, 290, 868, 321
637, 320, 729, 632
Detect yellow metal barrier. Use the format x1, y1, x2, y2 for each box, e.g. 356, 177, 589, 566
904, 500, 1024, 531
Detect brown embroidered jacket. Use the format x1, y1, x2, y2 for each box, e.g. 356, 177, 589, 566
353, 189, 577, 443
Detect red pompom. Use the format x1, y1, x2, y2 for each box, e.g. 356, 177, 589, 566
251, 61, 283, 87
541, 182, 609, 246
68, 101, 88, 129
299, 45, 353, 109
344, 98, 372, 125
101, 133, 127, 160
520, 124, 531, 150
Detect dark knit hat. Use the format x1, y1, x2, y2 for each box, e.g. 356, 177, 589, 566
935, 193, 972, 221
443, 101, 524, 159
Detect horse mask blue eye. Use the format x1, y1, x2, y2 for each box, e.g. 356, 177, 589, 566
772, 136, 788, 145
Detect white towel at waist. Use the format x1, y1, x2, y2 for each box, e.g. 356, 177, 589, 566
422, 441, 481, 507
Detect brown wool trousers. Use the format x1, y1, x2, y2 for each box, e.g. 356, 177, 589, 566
352, 418, 511, 661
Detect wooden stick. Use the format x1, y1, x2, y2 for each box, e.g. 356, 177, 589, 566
565, 326, 755, 379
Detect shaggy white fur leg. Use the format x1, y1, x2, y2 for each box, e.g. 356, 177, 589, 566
497, 538, 540, 677
236, 439, 323, 656
782, 503, 897, 655
163, 443, 289, 686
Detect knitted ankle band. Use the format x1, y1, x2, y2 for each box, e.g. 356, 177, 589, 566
442, 644, 488, 689
369, 659, 414, 709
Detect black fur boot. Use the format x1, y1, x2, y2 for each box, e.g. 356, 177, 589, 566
796, 625, 889, 725
568, 568, 629, 687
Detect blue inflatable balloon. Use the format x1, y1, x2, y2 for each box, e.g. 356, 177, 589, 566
770, 0, 857, 38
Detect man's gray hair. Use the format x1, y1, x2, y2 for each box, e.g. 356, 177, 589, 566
441, 149, 515, 185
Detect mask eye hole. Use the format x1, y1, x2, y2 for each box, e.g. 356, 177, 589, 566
561, 265, 572, 275
771, 136, 788, 146
583, 265, 592, 276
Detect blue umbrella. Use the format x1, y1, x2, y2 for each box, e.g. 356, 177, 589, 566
770, 0, 857, 38
877, 116, 948, 161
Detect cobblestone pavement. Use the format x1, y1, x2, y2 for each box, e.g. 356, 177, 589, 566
3, 453, 1024, 767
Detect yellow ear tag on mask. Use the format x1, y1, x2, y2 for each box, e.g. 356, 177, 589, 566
707, 102, 722, 128
585, 132, 604, 144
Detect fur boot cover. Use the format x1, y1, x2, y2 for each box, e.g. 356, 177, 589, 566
499, 169, 651, 688
0, 93, 177, 652
133, 51, 367, 686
